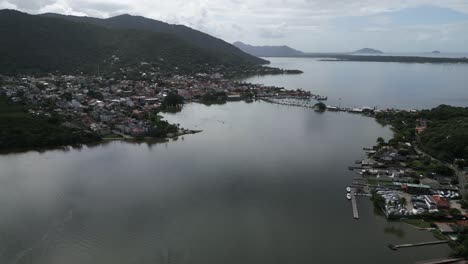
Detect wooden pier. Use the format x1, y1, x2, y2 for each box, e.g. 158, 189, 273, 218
388, 240, 450, 251
415, 258, 464, 264
351, 189, 359, 219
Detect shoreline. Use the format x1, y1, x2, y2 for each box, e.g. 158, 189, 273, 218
0, 128, 203, 155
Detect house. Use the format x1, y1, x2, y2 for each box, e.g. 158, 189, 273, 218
434, 222, 455, 234
432, 196, 450, 210
398, 182, 431, 194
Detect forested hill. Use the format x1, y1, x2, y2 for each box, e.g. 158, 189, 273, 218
41, 12, 267, 65
233, 41, 305, 57
0, 10, 266, 75
376, 105, 468, 162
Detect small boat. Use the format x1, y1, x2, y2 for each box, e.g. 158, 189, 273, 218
346, 187, 351, 193
347, 193, 352, 200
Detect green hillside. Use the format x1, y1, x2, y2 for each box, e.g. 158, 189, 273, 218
42, 13, 267, 65
0, 10, 264, 75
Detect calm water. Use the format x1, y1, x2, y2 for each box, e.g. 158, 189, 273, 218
0, 101, 451, 264
244, 57, 468, 109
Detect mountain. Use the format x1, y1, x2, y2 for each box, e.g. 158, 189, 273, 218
41, 13, 267, 65
352, 48, 384, 54
233, 41, 304, 57
0, 9, 266, 75
432, 50, 441, 54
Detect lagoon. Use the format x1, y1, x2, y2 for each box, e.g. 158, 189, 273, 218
244, 57, 468, 109
0, 101, 451, 264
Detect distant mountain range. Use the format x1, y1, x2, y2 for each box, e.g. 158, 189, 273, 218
352, 48, 384, 54
233, 42, 388, 57
0, 9, 266, 74
233, 41, 304, 57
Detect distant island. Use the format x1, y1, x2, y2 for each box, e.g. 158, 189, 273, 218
232, 42, 468, 64
233, 41, 305, 57
352, 48, 384, 54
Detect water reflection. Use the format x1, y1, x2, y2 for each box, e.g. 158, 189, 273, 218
0, 102, 451, 264
384, 225, 406, 239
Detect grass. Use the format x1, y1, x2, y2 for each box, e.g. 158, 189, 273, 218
403, 219, 432, 229
432, 230, 448, 241
367, 179, 394, 187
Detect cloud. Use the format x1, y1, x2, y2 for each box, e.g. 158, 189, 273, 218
3, 0, 468, 51
0, 0, 18, 9
259, 23, 288, 39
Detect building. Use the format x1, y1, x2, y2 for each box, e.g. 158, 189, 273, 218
432, 196, 450, 210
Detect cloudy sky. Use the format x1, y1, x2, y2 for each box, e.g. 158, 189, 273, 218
2, 0, 468, 52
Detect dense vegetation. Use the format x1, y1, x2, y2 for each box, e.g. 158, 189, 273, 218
200, 90, 228, 105
376, 105, 468, 162
0, 10, 265, 75
0, 96, 100, 150
43, 13, 267, 65
314, 102, 327, 112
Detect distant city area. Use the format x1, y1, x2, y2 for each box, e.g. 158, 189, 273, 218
0, 66, 310, 144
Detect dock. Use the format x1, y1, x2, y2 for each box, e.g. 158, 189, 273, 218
351, 189, 359, 219
415, 258, 464, 264
388, 240, 450, 251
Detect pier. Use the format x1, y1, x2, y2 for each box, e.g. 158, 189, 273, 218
261, 98, 380, 116
388, 240, 450, 251
351, 189, 359, 219
415, 258, 464, 264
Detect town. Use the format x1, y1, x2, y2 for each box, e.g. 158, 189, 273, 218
0, 69, 311, 141
348, 115, 468, 254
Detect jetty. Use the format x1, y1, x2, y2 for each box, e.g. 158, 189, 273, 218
415, 258, 464, 264
388, 240, 450, 251
351, 189, 359, 219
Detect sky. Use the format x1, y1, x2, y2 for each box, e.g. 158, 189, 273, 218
1, 0, 468, 53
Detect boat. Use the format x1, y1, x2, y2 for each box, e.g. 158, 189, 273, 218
346, 187, 351, 193
312, 94, 328, 101
347, 193, 352, 200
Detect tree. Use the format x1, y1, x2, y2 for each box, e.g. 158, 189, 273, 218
450, 208, 462, 218
314, 102, 326, 112
87, 90, 104, 100
163, 92, 184, 108
400, 197, 407, 206
371, 192, 386, 208
456, 159, 466, 169
433, 165, 455, 177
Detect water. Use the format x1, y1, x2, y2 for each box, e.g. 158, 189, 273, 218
0, 102, 451, 263
244, 57, 468, 109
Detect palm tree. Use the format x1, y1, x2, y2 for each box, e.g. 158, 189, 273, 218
400, 197, 407, 206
